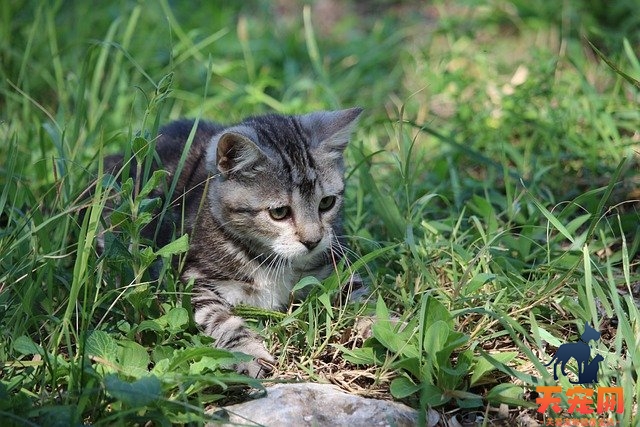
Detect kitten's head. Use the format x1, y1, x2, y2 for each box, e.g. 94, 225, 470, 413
205, 108, 362, 263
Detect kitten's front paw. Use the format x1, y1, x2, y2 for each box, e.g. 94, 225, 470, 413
236, 356, 275, 379
233, 341, 276, 378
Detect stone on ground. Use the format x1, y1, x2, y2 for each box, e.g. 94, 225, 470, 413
208, 382, 419, 426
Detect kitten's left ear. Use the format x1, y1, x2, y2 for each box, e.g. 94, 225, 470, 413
206, 125, 266, 176
299, 107, 363, 155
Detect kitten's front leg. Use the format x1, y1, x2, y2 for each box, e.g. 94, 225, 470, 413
192, 289, 275, 378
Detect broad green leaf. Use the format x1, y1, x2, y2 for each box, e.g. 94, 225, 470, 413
392, 356, 422, 379
421, 384, 449, 407
486, 383, 528, 407
85, 330, 118, 363
120, 177, 134, 198
137, 170, 167, 200
102, 232, 132, 261
138, 197, 161, 214
440, 361, 471, 377
390, 376, 421, 399
436, 331, 469, 366
477, 349, 540, 386
151, 345, 174, 363
438, 351, 471, 390
117, 340, 150, 378
139, 246, 156, 268
158, 307, 189, 331
423, 320, 449, 367
465, 273, 497, 294
132, 136, 152, 162
155, 234, 189, 258
189, 355, 238, 375
454, 390, 484, 408
335, 345, 376, 365
372, 319, 404, 354
109, 207, 131, 231
134, 319, 163, 335
537, 327, 563, 348
292, 275, 322, 293
151, 358, 171, 375
12, 335, 44, 356
398, 340, 421, 359
33, 406, 74, 427
134, 211, 154, 228
168, 347, 235, 371
470, 351, 518, 386
375, 294, 390, 322
104, 374, 161, 407
371, 295, 412, 353
423, 296, 452, 329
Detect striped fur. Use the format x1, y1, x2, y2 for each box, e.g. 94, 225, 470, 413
105, 108, 362, 377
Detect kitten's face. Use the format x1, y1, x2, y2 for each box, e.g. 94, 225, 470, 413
214, 163, 344, 261
205, 108, 361, 263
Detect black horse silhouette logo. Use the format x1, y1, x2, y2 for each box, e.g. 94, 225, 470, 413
544, 323, 602, 384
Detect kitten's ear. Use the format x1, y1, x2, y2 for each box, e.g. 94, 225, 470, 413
299, 107, 363, 155
207, 127, 265, 175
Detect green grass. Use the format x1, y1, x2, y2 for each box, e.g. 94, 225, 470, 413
1, 0, 639, 425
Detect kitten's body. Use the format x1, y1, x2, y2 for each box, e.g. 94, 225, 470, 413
104, 109, 362, 377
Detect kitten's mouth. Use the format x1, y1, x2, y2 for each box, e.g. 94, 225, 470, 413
270, 236, 330, 263
272, 245, 324, 263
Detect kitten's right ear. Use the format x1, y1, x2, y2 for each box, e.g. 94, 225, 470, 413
300, 107, 363, 157
207, 127, 265, 176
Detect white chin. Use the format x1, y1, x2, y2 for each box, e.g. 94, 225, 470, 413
273, 248, 315, 262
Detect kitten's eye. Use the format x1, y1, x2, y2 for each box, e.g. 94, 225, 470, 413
268, 206, 291, 220
318, 196, 336, 212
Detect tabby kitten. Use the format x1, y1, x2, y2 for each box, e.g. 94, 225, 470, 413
104, 108, 362, 377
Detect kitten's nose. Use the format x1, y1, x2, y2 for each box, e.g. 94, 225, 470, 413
301, 238, 321, 251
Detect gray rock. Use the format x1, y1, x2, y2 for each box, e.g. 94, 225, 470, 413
208, 382, 419, 426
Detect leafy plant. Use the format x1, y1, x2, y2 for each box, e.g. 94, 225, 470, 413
338, 294, 520, 411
